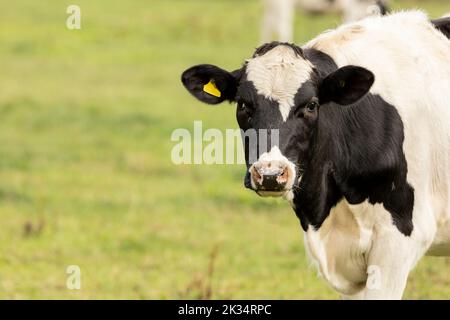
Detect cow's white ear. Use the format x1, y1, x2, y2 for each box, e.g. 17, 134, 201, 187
319, 66, 374, 105
181, 64, 239, 105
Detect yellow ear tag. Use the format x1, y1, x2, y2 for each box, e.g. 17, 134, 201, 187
203, 80, 221, 98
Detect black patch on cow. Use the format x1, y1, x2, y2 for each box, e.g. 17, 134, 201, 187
376, 0, 389, 16
304, 48, 338, 78
253, 42, 304, 58
293, 48, 414, 236
235, 73, 286, 164
432, 17, 450, 39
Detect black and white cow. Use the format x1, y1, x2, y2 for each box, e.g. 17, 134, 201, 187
181, 11, 450, 299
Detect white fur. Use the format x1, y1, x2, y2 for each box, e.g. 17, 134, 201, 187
300, 11, 450, 299
246, 45, 313, 121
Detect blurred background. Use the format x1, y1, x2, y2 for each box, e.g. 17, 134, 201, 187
0, 0, 448, 299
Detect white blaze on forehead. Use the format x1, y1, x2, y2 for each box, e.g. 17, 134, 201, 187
246, 45, 314, 121
256, 145, 288, 163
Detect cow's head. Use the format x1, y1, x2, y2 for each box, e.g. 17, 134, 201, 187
181, 43, 374, 201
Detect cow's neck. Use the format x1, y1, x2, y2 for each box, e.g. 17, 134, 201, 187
293, 48, 414, 236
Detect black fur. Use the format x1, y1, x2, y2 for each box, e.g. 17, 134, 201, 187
286, 47, 412, 235
295, 93, 414, 235
253, 42, 304, 58
376, 0, 389, 16
432, 17, 450, 39
295, 48, 414, 235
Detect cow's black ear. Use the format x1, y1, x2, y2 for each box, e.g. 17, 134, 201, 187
319, 66, 374, 105
181, 64, 239, 105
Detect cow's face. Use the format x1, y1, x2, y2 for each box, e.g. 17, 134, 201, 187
182, 43, 373, 200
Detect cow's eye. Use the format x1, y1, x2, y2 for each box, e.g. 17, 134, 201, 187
306, 101, 319, 112
239, 102, 254, 114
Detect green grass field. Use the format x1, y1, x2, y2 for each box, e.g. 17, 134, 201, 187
0, 0, 448, 299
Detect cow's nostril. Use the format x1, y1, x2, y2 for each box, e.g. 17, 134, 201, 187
250, 165, 263, 185
260, 173, 286, 191
276, 166, 289, 184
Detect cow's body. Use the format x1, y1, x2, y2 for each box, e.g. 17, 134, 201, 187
300, 11, 450, 298
182, 11, 450, 299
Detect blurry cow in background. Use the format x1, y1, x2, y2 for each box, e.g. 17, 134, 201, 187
262, 0, 389, 42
